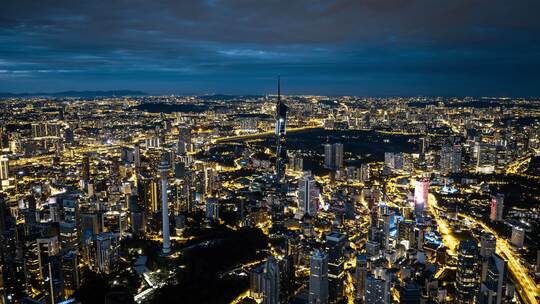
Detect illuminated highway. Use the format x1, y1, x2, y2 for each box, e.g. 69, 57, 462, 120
429, 193, 538, 304
459, 213, 540, 304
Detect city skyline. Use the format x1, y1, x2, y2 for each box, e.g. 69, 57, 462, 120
1, 2, 540, 304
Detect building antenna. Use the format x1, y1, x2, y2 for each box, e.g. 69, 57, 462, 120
278, 75, 281, 102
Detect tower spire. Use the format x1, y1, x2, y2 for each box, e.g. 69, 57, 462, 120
278, 75, 281, 102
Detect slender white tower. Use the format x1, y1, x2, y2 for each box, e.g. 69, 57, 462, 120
158, 157, 171, 255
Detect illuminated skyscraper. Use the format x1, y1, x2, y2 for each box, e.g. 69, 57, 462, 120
0, 155, 8, 181
324, 143, 344, 170
478, 254, 506, 304
309, 250, 328, 304
510, 226, 524, 248
275, 76, 288, 185
414, 179, 429, 214
440, 144, 462, 174
489, 194, 504, 222
326, 232, 346, 302
365, 274, 388, 304
480, 232, 497, 281
355, 254, 367, 301
157, 155, 171, 255
298, 171, 319, 217
456, 240, 479, 303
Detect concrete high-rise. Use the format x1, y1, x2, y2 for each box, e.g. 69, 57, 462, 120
355, 254, 367, 302
480, 232, 497, 281
298, 171, 319, 217
0, 155, 8, 181
489, 194, 504, 222
326, 232, 346, 302
324, 143, 343, 170
478, 254, 506, 304
309, 250, 329, 304
456, 240, 479, 303
414, 179, 429, 214
274, 76, 288, 185
399, 281, 421, 304
510, 226, 525, 248
365, 274, 388, 304
440, 144, 462, 174
263, 257, 280, 304
157, 155, 171, 255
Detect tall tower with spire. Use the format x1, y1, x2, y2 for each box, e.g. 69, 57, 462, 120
157, 155, 171, 255
275, 76, 288, 185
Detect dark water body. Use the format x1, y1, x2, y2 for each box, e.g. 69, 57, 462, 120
248, 128, 420, 174
285, 128, 420, 154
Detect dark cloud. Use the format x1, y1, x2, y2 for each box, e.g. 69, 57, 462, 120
0, 0, 539, 95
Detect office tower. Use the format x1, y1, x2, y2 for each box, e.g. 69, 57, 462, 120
440, 144, 462, 173
133, 144, 141, 169
324, 143, 344, 170
62, 251, 80, 298
416, 226, 425, 250
400, 281, 421, 304
510, 226, 524, 248
279, 255, 295, 299
381, 212, 392, 250
274, 76, 288, 185
324, 144, 333, 169
355, 254, 367, 302
419, 137, 428, 160
37, 236, 60, 276
326, 232, 346, 302
204, 167, 217, 196
478, 254, 506, 304
37, 236, 62, 303
480, 233, 497, 258
398, 220, 416, 249
61, 197, 78, 222
456, 240, 479, 304
334, 143, 343, 169
360, 163, 370, 182
0, 128, 8, 151
309, 250, 329, 304
475, 142, 496, 173
480, 232, 497, 281
250, 265, 265, 301
288, 151, 304, 172
59, 221, 78, 250
177, 127, 192, 155
365, 274, 387, 304
489, 194, 504, 222
384, 152, 395, 170
81, 212, 102, 240
0, 155, 8, 181
298, 171, 319, 216
262, 257, 280, 304
157, 155, 171, 255
205, 198, 219, 221
81, 154, 90, 181
414, 179, 429, 214
94, 232, 120, 274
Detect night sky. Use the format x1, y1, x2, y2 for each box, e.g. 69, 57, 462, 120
1, 0, 539, 96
